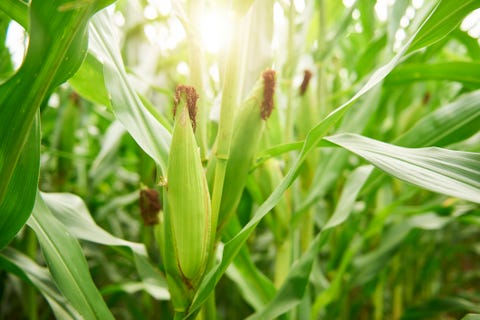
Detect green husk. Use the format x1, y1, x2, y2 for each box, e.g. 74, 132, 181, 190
216, 70, 276, 231
161, 86, 214, 314
166, 86, 213, 282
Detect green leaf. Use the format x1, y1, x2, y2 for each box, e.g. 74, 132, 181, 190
89, 11, 171, 174
361, 89, 480, 194
463, 314, 480, 320
324, 166, 374, 229
27, 192, 114, 320
408, 0, 480, 53
88, 121, 126, 186
357, 0, 375, 39
0, 0, 113, 211
385, 62, 480, 89
355, 34, 387, 78
0, 247, 81, 319
41, 192, 145, 255
132, 254, 171, 301
0, 113, 40, 249
395, 89, 480, 148
0, 0, 28, 30
254, 140, 335, 169
41, 191, 170, 300
69, 53, 111, 107
325, 133, 480, 204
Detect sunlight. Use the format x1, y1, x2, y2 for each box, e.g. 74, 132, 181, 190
199, 9, 233, 54
5, 21, 26, 69
461, 9, 480, 39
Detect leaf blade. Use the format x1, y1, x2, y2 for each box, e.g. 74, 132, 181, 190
27, 192, 114, 320
326, 133, 480, 204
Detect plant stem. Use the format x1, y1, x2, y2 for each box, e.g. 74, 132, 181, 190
186, 0, 209, 162
201, 248, 218, 319
374, 271, 385, 320
317, 0, 328, 117
299, 208, 313, 253
203, 288, 216, 320
274, 236, 292, 287
392, 255, 403, 320
26, 229, 38, 320
210, 12, 243, 230
174, 310, 186, 320
284, 1, 296, 145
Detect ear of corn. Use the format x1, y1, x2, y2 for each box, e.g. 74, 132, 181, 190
215, 70, 276, 230
163, 86, 214, 287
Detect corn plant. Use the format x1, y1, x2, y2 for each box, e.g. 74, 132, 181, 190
1, 0, 480, 319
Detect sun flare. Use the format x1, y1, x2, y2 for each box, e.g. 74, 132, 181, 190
198, 10, 233, 54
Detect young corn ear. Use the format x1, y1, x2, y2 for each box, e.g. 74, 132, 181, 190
163, 86, 214, 287
214, 70, 276, 231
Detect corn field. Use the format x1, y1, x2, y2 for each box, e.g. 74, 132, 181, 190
1, 0, 480, 319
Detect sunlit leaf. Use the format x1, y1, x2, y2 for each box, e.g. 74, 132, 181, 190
408, 0, 480, 53
69, 53, 111, 107
89, 11, 171, 174
395, 89, 480, 147
386, 62, 480, 89
326, 133, 480, 204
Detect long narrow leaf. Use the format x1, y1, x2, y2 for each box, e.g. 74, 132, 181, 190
360, 89, 480, 194
326, 133, 480, 204
41, 192, 170, 300
89, 12, 171, 173
42, 192, 145, 255
386, 62, 480, 88
27, 192, 114, 320
408, 0, 480, 52
395, 89, 480, 147
0, 0, 28, 29
0, 113, 39, 248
